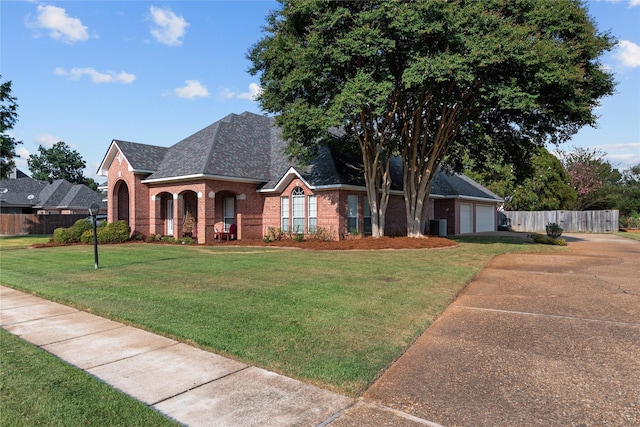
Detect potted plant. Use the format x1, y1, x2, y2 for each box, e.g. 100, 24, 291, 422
545, 222, 563, 238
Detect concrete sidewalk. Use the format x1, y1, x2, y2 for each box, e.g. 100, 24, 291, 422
333, 233, 640, 426
0, 286, 353, 426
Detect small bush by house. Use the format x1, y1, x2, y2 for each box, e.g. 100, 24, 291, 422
80, 221, 130, 244
52, 220, 93, 244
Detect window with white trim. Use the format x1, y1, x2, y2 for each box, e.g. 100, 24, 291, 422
292, 186, 305, 233
281, 196, 289, 232
347, 194, 358, 233
364, 197, 372, 235
308, 195, 317, 233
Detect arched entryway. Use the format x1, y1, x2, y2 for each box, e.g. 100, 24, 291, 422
156, 192, 174, 236
214, 191, 236, 233
114, 181, 130, 224
180, 190, 198, 238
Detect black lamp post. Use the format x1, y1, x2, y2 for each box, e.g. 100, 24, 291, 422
88, 203, 100, 269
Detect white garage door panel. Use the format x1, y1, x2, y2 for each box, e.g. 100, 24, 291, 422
460, 203, 473, 234
476, 205, 495, 232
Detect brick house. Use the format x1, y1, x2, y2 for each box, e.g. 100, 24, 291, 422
98, 112, 501, 243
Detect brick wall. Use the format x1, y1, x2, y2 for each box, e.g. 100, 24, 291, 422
434, 199, 456, 235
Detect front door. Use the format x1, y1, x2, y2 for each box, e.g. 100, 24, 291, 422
166, 198, 174, 235
224, 196, 235, 232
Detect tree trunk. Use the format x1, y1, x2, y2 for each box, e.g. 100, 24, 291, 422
353, 108, 395, 238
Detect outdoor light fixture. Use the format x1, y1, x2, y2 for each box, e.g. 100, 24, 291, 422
88, 203, 100, 269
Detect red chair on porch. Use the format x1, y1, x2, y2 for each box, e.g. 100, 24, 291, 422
228, 224, 237, 240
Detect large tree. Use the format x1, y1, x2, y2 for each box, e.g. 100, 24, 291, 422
559, 147, 621, 211
249, 0, 615, 237
28, 141, 90, 186
1, 77, 21, 179
617, 164, 640, 216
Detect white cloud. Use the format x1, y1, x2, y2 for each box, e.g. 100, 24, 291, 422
149, 6, 189, 46
33, 5, 89, 43
169, 80, 210, 99
54, 67, 136, 84
219, 83, 263, 101
35, 133, 61, 148
592, 143, 640, 169
598, 0, 640, 6
16, 147, 31, 161
614, 40, 640, 68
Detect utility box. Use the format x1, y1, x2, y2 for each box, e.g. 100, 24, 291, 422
429, 219, 447, 237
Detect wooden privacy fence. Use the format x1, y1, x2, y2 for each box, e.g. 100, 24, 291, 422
0, 214, 87, 236
501, 210, 619, 233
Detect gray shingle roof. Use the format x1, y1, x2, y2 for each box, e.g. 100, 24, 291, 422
430, 169, 502, 200
0, 177, 46, 207
57, 184, 104, 208
114, 140, 168, 172
146, 112, 273, 181
36, 179, 72, 208
122, 111, 499, 202
0, 176, 103, 210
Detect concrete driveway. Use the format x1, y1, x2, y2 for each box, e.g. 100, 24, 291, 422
333, 234, 640, 426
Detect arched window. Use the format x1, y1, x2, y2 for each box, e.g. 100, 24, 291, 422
291, 186, 305, 233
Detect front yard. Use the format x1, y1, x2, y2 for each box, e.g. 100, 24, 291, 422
1, 236, 560, 396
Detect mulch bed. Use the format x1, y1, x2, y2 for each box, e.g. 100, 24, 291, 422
219, 236, 457, 250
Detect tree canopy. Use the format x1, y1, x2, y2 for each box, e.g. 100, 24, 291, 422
559, 146, 621, 211
249, 0, 616, 237
1, 76, 21, 179
618, 164, 640, 217
28, 141, 94, 188
464, 147, 576, 211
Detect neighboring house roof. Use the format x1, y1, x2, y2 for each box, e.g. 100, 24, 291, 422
0, 177, 46, 208
36, 179, 72, 208
100, 111, 501, 203
56, 184, 106, 209
0, 176, 103, 210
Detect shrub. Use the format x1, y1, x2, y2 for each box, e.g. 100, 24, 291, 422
52, 220, 92, 244
532, 233, 567, 246
264, 227, 285, 242
308, 226, 336, 241
80, 229, 94, 244
545, 222, 563, 238
81, 221, 130, 244
620, 211, 640, 230
52, 227, 74, 244
98, 221, 130, 243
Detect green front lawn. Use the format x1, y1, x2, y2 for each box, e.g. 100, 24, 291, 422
616, 231, 640, 242
0, 235, 51, 249
1, 237, 559, 395
0, 329, 179, 426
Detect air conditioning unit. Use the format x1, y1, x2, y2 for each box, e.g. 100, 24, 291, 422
429, 219, 447, 237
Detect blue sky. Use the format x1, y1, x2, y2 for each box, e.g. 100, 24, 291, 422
2, 0, 639, 182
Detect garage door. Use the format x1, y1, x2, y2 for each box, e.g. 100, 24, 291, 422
476, 205, 495, 232
460, 203, 473, 234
